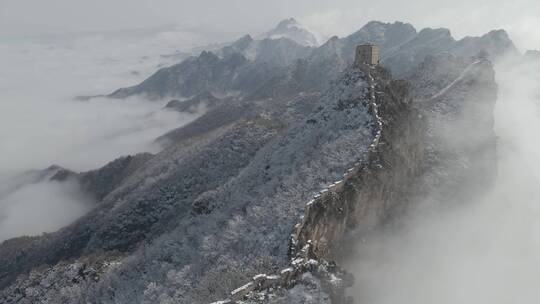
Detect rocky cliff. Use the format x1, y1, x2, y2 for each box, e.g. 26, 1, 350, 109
215, 65, 423, 304
210, 56, 498, 304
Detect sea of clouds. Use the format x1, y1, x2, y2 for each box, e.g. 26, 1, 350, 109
0, 28, 210, 242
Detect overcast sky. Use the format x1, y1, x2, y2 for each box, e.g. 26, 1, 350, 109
1, 0, 539, 50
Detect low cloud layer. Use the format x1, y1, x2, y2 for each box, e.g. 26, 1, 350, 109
0, 180, 92, 242
0, 29, 202, 241
0, 30, 201, 177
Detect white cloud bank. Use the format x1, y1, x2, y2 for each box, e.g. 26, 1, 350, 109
0, 180, 92, 242
0, 29, 203, 242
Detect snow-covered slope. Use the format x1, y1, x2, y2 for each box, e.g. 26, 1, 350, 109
109, 20, 516, 101
0, 63, 380, 303
0, 19, 504, 304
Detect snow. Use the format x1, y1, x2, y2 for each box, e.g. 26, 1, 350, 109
231, 282, 255, 296
280, 268, 293, 275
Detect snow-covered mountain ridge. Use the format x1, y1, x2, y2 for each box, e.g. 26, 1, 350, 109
0, 19, 504, 304
109, 19, 515, 103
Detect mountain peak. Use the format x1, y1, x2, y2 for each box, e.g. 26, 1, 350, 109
259, 18, 320, 47
417, 27, 452, 38
362, 20, 390, 30
351, 21, 416, 36
343, 21, 417, 57
276, 17, 299, 29
451, 28, 518, 60
485, 29, 510, 39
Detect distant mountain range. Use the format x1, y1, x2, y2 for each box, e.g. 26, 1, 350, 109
110, 19, 517, 102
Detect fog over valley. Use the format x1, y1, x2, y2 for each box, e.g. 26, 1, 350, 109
0, 30, 203, 241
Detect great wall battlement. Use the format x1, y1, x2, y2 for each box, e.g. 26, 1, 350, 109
211, 62, 425, 304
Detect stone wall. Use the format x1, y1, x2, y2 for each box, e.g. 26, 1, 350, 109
211, 65, 425, 304
291, 66, 423, 263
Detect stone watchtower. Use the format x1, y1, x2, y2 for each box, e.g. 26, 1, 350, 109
355, 43, 380, 67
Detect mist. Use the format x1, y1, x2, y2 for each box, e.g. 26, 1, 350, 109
345, 56, 540, 302
2, 0, 540, 50
0, 180, 93, 242
0, 29, 205, 242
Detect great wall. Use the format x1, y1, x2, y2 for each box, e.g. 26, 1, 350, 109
211, 46, 428, 303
